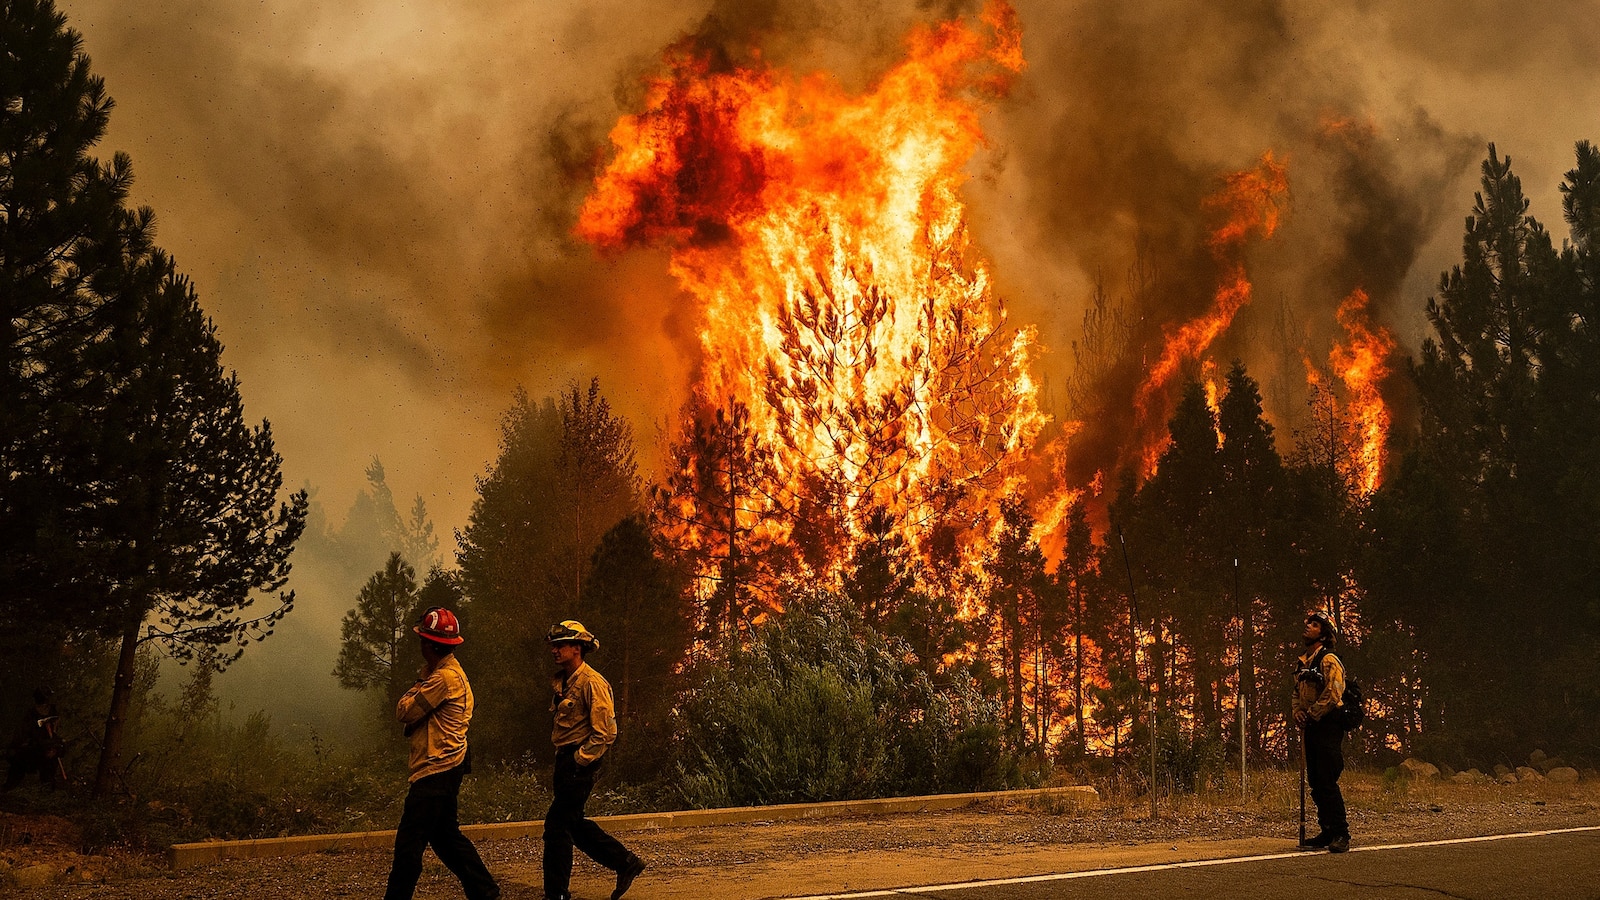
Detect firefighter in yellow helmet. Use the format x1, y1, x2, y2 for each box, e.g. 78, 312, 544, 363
384, 607, 500, 900
542, 620, 645, 900
1294, 609, 1350, 853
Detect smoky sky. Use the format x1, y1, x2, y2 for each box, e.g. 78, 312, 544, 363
51, 0, 1600, 720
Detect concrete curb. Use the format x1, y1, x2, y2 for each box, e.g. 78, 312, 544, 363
167, 785, 1097, 869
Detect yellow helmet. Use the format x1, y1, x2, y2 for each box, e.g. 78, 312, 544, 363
546, 619, 599, 652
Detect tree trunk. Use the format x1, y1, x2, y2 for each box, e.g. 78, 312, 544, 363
1241, 595, 1255, 760
1073, 584, 1085, 750
93, 616, 142, 797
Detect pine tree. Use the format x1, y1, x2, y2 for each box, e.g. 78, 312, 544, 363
1215, 362, 1282, 756
1376, 144, 1585, 757
88, 266, 306, 796
652, 399, 792, 644
983, 493, 1046, 746
577, 515, 691, 779
1141, 379, 1224, 730
1, 2, 305, 795
334, 552, 425, 721
1053, 496, 1096, 752
457, 379, 642, 760
1, 0, 150, 625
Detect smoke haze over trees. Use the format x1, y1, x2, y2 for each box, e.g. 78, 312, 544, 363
6, 0, 1600, 841
45, 0, 1600, 544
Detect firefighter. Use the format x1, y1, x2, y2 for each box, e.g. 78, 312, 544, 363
543, 620, 646, 900
1294, 609, 1351, 852
384, 607, 500, 900
3, 688, 66, 791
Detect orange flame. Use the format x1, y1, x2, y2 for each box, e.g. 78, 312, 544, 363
1131, 153, 1288, 478
579, 3, 1047, 620
1330, 288, 1396, 495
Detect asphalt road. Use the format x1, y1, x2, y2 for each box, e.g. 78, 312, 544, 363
790, 827, 1600, 900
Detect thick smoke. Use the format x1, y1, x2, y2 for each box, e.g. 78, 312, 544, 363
55, 0, 1600, 722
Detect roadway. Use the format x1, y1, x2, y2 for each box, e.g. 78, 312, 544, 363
789, 827, 1600, 900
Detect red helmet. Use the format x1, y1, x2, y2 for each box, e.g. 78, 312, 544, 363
414, 607, 464, 645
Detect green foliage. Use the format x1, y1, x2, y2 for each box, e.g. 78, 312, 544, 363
333, 552, 429, 726
672, 591, 1022, 807
983, 493, 1048, 746
457, 379, 643, 762
0, 0, 307, 797
1155, 721, 1225, 794
576, 514, 692, 782
1363, 142, 1600, 764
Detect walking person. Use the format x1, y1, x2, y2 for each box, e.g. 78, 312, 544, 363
1293, 609, 1351, 852
385, 608, 501, 900
544, 620, 646, 900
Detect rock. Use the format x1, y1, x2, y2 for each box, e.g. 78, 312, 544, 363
1547, 767, 1580, 783
1451, 771, 1488, 785
1493, 764, 1511, 777
1516, 767, 1545, 782
12, 863, 57, 888
1537, 756, 1567, 774
1530, 749, 1548, 765
1400, 758, 1440, 780
1498, 772, 1519, 784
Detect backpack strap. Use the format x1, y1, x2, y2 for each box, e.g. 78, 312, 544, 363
1312, 648, 1345, 704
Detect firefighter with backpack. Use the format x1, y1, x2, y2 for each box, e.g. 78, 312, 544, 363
1294, 609, 1352, 853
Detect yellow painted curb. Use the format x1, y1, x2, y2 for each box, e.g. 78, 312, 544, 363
167, 785, 1097, 869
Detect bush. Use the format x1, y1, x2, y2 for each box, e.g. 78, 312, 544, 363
671, 590, 1018, 807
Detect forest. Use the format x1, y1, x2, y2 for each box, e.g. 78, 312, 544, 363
3, 0, 1599, 846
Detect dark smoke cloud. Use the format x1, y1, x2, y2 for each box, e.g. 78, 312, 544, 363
969, 0, 1597, 487
53, 0, 1600, 717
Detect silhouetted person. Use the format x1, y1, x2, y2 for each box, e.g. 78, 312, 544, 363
543, 620, 645, 900
4, 688, 65, 791
384, 608, 500, 900
1294, 610, 1350, 852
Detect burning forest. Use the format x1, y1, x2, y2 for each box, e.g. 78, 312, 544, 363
6, 0, 1600, 844
560, 0, 1417, 763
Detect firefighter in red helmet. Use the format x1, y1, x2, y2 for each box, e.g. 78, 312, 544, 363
384, 607, 500, 900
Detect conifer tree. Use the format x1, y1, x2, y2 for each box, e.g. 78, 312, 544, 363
334, 552, 424, 719
1, 1, 306, 796
457, 380, 642, 760
577, 514, 691, 779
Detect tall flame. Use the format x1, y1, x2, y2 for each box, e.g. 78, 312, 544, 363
578, 3, 1044, 619
1131, 153, 1288, 478
1329, 288, 1396, 495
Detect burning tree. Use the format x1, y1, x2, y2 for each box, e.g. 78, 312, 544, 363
579, 3, 1049, 648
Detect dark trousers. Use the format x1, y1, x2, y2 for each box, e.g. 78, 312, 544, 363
385, 760, 500, 900
1306, 718, 1348, 837
544, 747, 633, 897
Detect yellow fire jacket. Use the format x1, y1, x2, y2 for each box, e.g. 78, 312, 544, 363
396, 654, 474, 782
1293, 647, 1346, 723
550, 662, 617, 766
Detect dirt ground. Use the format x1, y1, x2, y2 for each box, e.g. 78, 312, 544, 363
3, 772, 1598, 899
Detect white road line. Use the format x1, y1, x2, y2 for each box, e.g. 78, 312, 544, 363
784, 825, 1600, 899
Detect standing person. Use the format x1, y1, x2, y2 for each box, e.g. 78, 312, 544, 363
543, 620, 646, 900
385, 608, 501, 900
1293, 609, 1350, 853
3, 689, 66, 791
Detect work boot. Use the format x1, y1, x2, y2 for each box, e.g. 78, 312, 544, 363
612, 855, 647, 900
1298, 831, 1333, 850
1327, 833, 1350, 853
